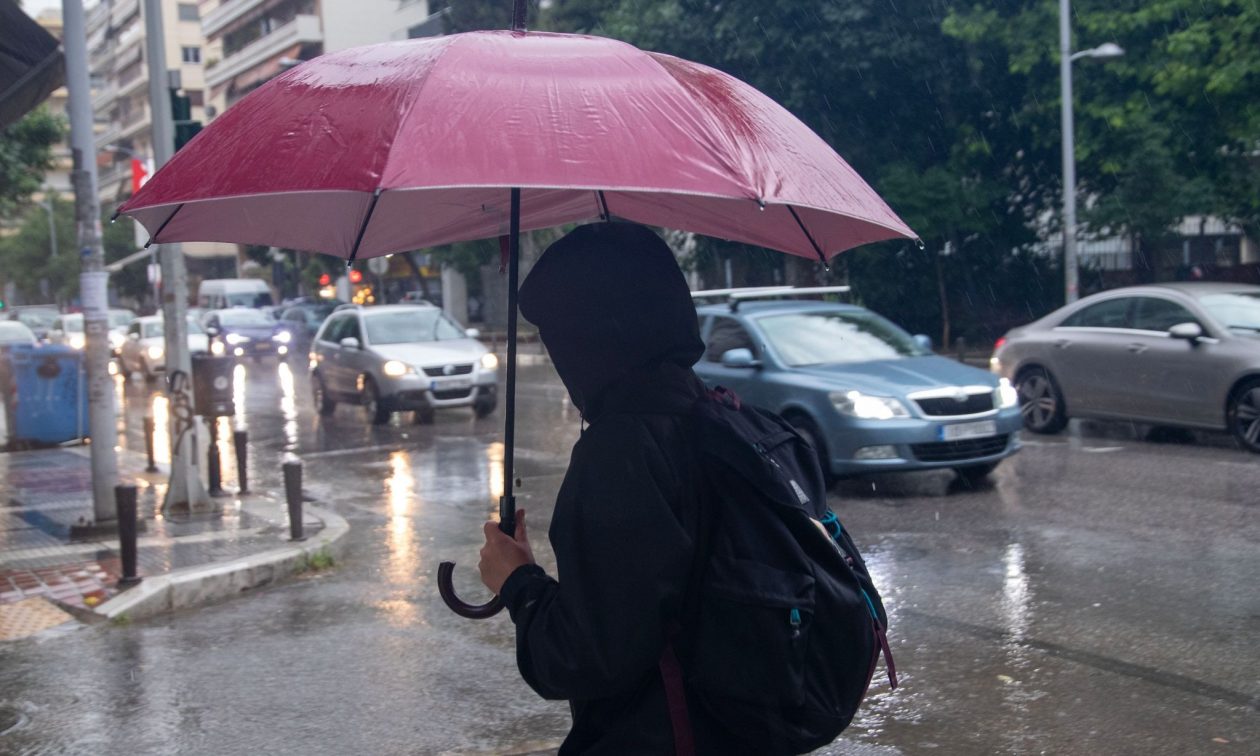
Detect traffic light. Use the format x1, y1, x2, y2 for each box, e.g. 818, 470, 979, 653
170, 90, 202, 151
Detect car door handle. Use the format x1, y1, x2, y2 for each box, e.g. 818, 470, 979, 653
1126, 343, 1148, 354
1054, 339, 1071, 349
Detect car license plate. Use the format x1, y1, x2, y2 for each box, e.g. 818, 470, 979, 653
939, 420, 997, 441
431, 377, 472, 391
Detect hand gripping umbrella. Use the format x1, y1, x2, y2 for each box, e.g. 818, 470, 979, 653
117, 4, 916, 619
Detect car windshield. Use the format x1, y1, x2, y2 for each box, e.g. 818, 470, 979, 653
144, 319, 205, 338
1197, 292, 1260, 332
17, 310, 56, 329
364, 309, 466, 345
756, 310, 928, 366
225, 292, 272, 307
217, 310, 271, 327
61, 315, 84, 332
108, 311, 135, 328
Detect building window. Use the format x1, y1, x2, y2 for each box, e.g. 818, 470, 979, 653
182, 46, 201, 64
177, 3, 199, 21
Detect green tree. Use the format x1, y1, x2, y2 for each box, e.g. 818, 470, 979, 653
0, 196, 149, 306
0, 107, 65, 220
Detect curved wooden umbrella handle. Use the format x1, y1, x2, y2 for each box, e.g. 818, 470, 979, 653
437, 561, 504, 619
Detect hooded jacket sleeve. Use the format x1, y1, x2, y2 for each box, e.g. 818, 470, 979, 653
499, 415, 694, 701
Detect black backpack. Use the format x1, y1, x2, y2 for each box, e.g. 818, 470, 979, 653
661, 387, 897, 755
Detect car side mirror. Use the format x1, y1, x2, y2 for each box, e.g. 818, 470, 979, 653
720, 348, 759, 369
465, 328, 481, 339
1168, 322, 1203, 342
339, 336, 362, 350
913, 334, 933, 351
205, 326, 221, 338
128, 332, 140, 341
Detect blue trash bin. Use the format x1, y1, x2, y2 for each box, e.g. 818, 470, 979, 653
7, 343, 89, 445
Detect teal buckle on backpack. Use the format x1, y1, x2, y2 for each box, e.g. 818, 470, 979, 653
820, 510, 844, 540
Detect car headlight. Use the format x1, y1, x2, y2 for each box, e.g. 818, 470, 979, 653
272, 331, 292, 344
69, 334, 86, 350
211, 340, 226, 356
480, 352, 499, 371
382, 360, 411, 377
147, 345, 164, 360
830, 390, 910, 420
995, 378, 1019, 409
225, 333, 247, 345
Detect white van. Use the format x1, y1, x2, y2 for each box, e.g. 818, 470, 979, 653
197, 279, 274, 310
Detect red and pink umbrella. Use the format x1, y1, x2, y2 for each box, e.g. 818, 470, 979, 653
118, 14, 916, 618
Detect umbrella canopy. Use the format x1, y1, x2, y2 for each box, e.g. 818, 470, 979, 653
119, 30, 914, 261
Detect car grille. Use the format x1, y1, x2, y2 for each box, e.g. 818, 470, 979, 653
910, 434, 1009, 462
432, 388, 473, 400
914, 392, 994, 417
422, 364, 474, 377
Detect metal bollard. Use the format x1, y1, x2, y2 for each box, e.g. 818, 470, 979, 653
115, 485, 142, 587
233, 429, 249, 494
142, 415, 159, 473
283, 459, 304, 541
207, 421, 225, 496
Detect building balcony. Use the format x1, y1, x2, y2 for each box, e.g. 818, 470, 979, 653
205, 14, 322, 90
110, 0, 140, 30
202, 0, 268, 38
91, 80, 118, 113
110, 0, 139, 28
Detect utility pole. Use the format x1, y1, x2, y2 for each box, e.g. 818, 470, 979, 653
143, 0, 211, 514
61, 0, 119, 525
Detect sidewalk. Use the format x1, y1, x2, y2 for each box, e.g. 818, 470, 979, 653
0, 445, 348, 641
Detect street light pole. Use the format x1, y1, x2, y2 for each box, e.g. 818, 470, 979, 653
61, 0, 119, 524
1059, 0, 1079, 304
142, 0, 212, 514
1059, 0, 1124, 304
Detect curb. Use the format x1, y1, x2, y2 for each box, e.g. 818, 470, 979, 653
91, 502, 349, 622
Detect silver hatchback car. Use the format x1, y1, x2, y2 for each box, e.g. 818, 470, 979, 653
310, 304, 498, 424
992, 283, 1260, 452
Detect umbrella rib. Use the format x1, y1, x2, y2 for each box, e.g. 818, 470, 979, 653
597, 190, 610, 221
788, 205, 828, 267
346, 189, 382, 267
142, 203, 185, 248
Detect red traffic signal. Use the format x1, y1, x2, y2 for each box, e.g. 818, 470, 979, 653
348, 269, 363, 284
318, 273, 331, 286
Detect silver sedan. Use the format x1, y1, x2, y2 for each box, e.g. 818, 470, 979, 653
991, 282, 1260, 452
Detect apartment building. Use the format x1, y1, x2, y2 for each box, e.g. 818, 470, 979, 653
32, 9, 73, 201
88, 0, 209, 208
200, 0, 439, 119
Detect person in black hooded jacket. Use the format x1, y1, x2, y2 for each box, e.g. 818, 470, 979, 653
478, 222, 743, 754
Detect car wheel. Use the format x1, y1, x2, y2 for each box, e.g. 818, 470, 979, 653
141, 359, 157, 383
473, 397, 497, 419
953, 461, 1001, 487
362, 377, 390, 425
413, 406, 436, 425
1227, 379, 1260, 453
1016, 366, 1068, 434
312, 373, 335, 416
786, 413, 838, 489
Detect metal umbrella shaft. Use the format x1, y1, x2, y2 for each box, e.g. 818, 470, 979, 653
437, 187, 521, 619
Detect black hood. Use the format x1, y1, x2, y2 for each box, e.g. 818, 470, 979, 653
518, 222, 704, 417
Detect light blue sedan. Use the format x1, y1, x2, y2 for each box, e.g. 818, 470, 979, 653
694, 298, 1022, 484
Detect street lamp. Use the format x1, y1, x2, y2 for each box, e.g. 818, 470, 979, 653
1060, 0, 1123, 304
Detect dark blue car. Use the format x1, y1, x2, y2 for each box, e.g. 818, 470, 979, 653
694, 293, 1022, 484
205, 308, 289, 361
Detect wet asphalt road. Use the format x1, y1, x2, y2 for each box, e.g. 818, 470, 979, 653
1, 359, 1257, 755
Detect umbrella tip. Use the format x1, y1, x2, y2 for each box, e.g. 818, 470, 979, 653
109, 211, 119, 222
914, 238, 926, 250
